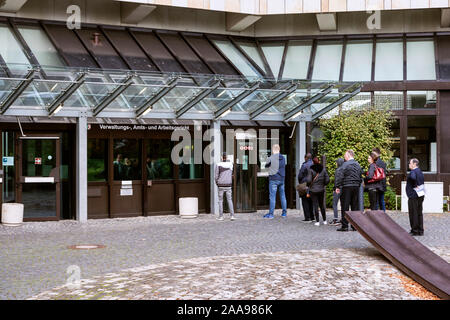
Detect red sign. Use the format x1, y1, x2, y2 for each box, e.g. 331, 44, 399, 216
34, 157, 42, 165
239, 145, 254, 151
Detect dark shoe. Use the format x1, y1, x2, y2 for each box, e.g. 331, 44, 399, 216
329, 219, 340, 226
409, 231, 419, 236
301, 219, 311, 223
337, 227, 349, 232
351, 226, 357, 231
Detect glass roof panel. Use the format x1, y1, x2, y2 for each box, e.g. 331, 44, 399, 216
63, 82, 118, 109
192, 88, 244, 112
0, 78, 23, 105
14, 79, 74, 107
272, 89, 309, 113
152, 86, 202, 111
104, 84, 165, 111
232, 89, 281, 113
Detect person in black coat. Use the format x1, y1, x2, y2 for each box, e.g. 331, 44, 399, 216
406, 158, 425, 236
373, 147, 387, 213
298, 153, 314, 222
364, 152, 384, 210
306, 157, 330, 226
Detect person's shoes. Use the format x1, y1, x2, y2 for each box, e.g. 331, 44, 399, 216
314, 222, 320, 226
323, 221, 328, 225
409, 231, 419, 236
217, 216, 224, 221
281, 212, 287, 218
329, 219, 340, 226
301, 219, 311, 223
351, 226, 357, 231
263, 213, 274, 219
337, 227, 349, 232
230, 216, 236, 221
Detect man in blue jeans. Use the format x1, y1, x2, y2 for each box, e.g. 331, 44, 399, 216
263, 144, 287, 219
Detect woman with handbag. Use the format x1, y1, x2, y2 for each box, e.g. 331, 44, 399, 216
306, 157, 330, 226
364, 152, 385, 210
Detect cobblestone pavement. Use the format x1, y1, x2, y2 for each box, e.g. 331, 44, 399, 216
1, 210, 449, 300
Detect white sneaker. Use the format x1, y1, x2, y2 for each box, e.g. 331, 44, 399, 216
217, 216, 224, 221
323, 221, 328, 225
314, 222, 320, 226
230, 216, 236, 221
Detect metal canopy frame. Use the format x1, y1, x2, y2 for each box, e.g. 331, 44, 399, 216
0, 65, 363, 122
214, 82, 260, 119
249, 83, 298, 119
175, 80, 220, 118
135, 77, 178, 118
93, 74, 134, 116
283, 85, 334, 121
0, 69, 36, 114
311, 86, 362, 120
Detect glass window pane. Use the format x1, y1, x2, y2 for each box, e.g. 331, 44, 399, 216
375, 40, 403, 81
343, 41, 373, 81
146, 139, 173, 180
22, 139, 57, 177
88, 138, 107, 182
113, 139, 141, 180
390, 119, 401, 171
18, 25, 65, 68
2, 131, 15, 203
407, 116, 436, 172
260, 43, 285, 78
237, 42, 266, 72
282, 41, 312, 80
407, 40, 436, 80
0, 25, 30, 69
178, 141, 204, 179
373, 91, 404, 110
407, 91, 436, 109
213, 39, 259, 77
312, 42, 343, 81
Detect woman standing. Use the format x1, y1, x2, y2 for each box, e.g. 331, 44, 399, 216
365, 152, 384, 210
306, 157, 330, 226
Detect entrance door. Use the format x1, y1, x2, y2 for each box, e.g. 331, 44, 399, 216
18, 135, 61, 221
234, 138, 257, 213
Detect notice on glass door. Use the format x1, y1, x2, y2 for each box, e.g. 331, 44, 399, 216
2, 157, 14, 166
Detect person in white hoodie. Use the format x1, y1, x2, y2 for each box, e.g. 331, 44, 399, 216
215, 153, 235, 221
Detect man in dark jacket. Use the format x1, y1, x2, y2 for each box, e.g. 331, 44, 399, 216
335, 150, 363, 232
297, 153, 314, 222
264, 144, 287, 219
406, 158, 425, 236
331, 158, 345, 225
373, 147, 387, 213
306, 157, 330, 225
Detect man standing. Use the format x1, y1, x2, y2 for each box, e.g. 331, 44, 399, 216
373, 147, 387, 213
297, 153, 314, 222
335, 150, 363, 232
406, 158, 425, 236
215, 153, 235, 221
331, 158, 345, 225
264, 144, 287, 219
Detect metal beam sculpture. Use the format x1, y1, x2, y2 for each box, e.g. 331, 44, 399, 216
249, 83, 297, 120
0, 69, 36, 114
311, 86, 361, 120
176, 80, 220, 118
47, 73, 86, 117
346, 210, 450, 300
93, 75, 134, 116
135, 77, 178, 118
214, 82, 260, 119
283, 85, 333, 121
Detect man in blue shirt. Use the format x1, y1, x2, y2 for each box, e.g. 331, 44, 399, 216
406, 158, 425, 236
297, 153, 314, 222
263, 144, 287, 219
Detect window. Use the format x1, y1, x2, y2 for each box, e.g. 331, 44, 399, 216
282, 41, 312, 80
375, 39, 403, 81
407, 116, 437, 173
407, 39, 436, 80
18, 25, 64, 68
178, 141, 204, 179
88, 139, 108, 182
0, 25, 30, 69
343, 40, 373, 81
113, 139, 141, 180
260, 43, 285, 78
390, 119, 401, 171
312, 41, 343, 81
146, 139, 173, 180
236, 42, 266, 73
406, 91, 436, 109
373, 91, 404, 110
213, 39, 260, 77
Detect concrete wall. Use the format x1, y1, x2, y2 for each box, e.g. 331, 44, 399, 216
2, 0, 450, 37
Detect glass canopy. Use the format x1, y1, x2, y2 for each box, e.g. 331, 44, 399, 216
0, 65, 362, 121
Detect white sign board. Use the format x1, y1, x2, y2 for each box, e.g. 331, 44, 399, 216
401, 181, 443, 213
2, 157, 14, 166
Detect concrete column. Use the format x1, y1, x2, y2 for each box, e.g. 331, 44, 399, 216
210, 120, 221, 215
295, 121, 307, 210
76, 114, 88, 222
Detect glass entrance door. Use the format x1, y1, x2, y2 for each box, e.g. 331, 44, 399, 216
18, 135, 60, 220
234, 138, 257, 213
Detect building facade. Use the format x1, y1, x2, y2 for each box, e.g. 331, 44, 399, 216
0, 0, 449, 221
